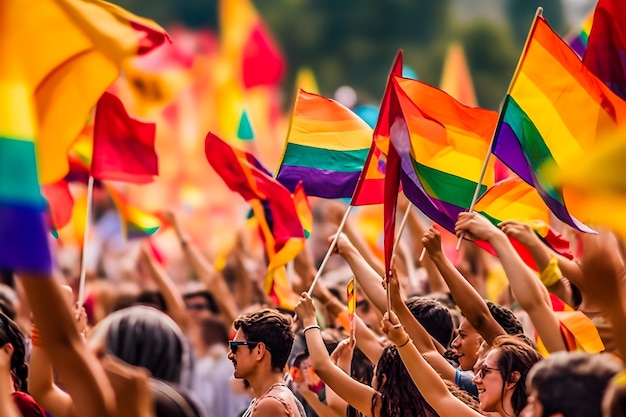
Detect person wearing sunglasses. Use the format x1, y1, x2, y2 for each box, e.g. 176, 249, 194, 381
229, 308, 306, 417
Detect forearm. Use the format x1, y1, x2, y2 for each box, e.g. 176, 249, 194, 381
342, 247, 386, 314
20, 276, 116, 417
488, 234, 566, 352
299, 389, 343, 417
29, 345, 75, 417
431, 253, 504, 344
144, 254, 190, 332
343, 221, 385, 277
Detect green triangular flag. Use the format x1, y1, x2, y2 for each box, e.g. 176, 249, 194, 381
237, 110, 255, 141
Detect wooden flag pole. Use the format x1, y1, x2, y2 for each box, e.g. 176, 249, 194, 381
392, 203, 412, 257
77, 176, 94, 306
306, 205, 354, 296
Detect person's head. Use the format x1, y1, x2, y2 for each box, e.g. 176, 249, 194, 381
198, 317, 230, 348
523, 352, 620, 417
149, 379, 206, 417
372, 345, 482, 417
451, 317, 483, 371
473, 334, 541, 416
0, 313, 27, 392
230, 308, 294, 378
405, 297, 454, 348
89, 306, 191, 386
182, 290, 220, 323
356, 297, 381, 331
487, 301, 524, 336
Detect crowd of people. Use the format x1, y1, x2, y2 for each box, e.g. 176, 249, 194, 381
1, 194, 626, 417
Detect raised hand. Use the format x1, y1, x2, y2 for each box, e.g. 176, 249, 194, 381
498, 220, 541, 247
295, 293, 318, 326
455, 212, 501, 242
381, 311, 410, 347
421, 227, 443, 257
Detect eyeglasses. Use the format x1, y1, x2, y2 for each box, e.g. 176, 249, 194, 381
229, 341, 260, 354
476, 364, 500, 379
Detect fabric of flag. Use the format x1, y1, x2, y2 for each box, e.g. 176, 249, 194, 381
92, 92, 158, 184
474, 176, 573, 268
205, 132, 304, 309
583, 0, 626, 100
237, 109, 255, 141
105, 183, 160, 239
42, 180, 75, 239
565, 8, 594, 58
390, 75, 498, 233
492, 16, 626, 234
378, 52, 404, 278
2, 0, 167, 185
66, 121, 94, 184
219, 0, 285, 89
292, 182, 312, 239
347, 278, 356, 345
352, 51, 404, 207
439, 43, 478, 107
0, 64, 52, 274
275, 90, 373, 199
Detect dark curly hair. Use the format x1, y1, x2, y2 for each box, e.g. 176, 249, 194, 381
371, 345, 483, 417
0, 313, 28, 392
486, 301, 523, 336
405, 297, 454, 348
234, 308, 294, 371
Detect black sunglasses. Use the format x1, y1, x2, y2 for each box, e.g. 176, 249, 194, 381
229, 341, 260, 354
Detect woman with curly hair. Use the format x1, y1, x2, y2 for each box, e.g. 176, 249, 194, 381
295, 293, 482, 417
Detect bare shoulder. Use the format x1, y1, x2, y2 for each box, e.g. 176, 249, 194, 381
251, 395, 290, 417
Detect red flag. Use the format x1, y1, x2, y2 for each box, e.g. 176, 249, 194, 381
376, 51, 404, 278
92, 92, 158, 184
583, 0, 626, 100
205, 132, 304, 309
42, 180, 74, 238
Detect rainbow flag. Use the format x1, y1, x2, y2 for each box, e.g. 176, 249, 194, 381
276, 90, 373, 199
565, 8, 594, 58
292, 182, 312, 239
0, 59, 52, 273
583, 0, 626, 100
105, 183, 161, 239
3, 0, 168, 185
391, 75, 498, 233
347, 278, 356, 345
492, 16, 626, 233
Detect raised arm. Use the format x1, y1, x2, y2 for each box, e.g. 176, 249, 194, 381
19, 275, 116, 417
295, 293, 379, 417
387, 261, 457, 381
163, 211, 239, 324
139, 244, 190, 332
381, 311, 483, 417
498, 220, 574, 304
455, 213, 566, 353
422, 227, 506, 345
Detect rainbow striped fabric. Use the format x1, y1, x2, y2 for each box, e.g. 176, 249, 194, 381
565, 8, 594, 57
492, 16, 626, 233
105, 183, 160, 239
0, 76, 51, 274
276, 90, 373, 199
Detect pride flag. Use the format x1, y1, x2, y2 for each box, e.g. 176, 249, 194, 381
92, 92, 158, 184
205, 132, 304, 309
0, 63, 52, 273
42, 180, 75, 239
105, 183, 160, 239
565, 8, 594, 57
2, 0, 168, 184
492, 16, 626, 233
276, 90, 373, 199
583, 0, 626, 100
390, 75, 498, 233
293, 182, 312, 239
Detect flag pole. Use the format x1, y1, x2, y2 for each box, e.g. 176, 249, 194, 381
455, 6, 543, 251
392, 203, 412, 257
306, 205, 354, 296
77, 176, 94, 306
